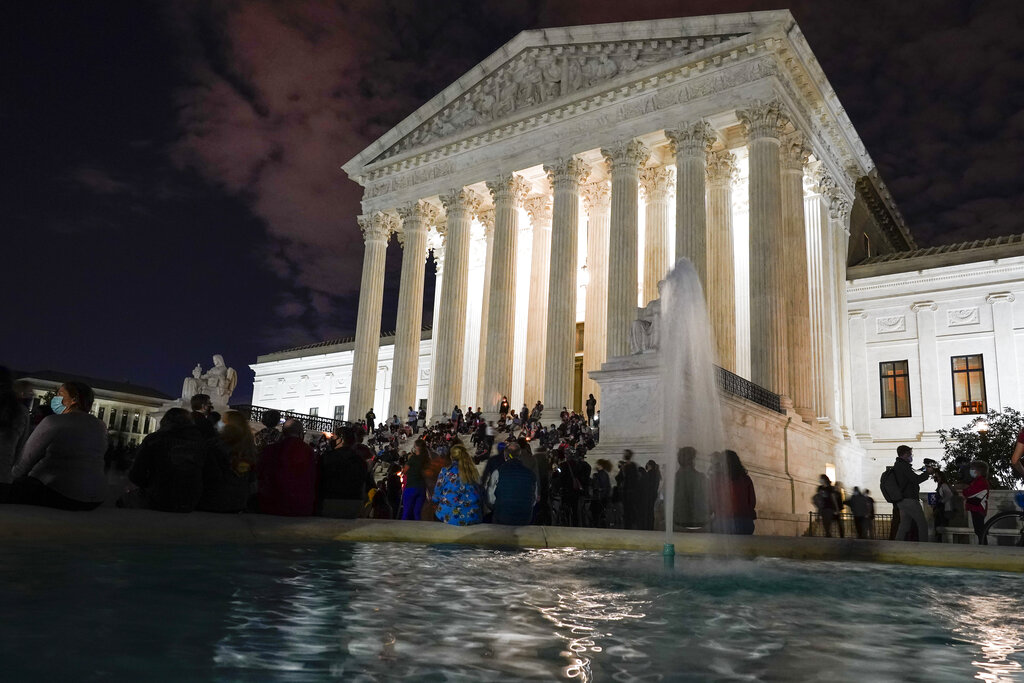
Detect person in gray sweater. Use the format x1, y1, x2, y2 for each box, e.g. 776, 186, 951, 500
10, 381, 107, 510
0, 367, 31, 500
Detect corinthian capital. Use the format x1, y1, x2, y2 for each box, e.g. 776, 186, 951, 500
439, 187, 482, 218
581, 180, 611, 215
780, 131, 811, 171
738, 100, 790, 141
524, 194, 553, 229
544, 156, 591, 190
357, 211, 398, 244
706, 149, 737, 185
600, 139, 651, 173
397, 200, 439, 226
665, 120, 715, 158
476, 207, 495, 236
485, 173, 531, 208
639, 166, 675, 202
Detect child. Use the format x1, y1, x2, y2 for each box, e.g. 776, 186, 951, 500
962, 460, 990, 544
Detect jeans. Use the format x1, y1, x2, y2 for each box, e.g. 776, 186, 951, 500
970, 510, 988, 545
401, 486, 426, 521
895, 498, 927, 541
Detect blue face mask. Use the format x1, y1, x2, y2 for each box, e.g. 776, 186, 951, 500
50, 395, 66, 415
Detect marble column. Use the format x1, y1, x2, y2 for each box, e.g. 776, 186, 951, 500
388, 201, 437, 419
988, 292, 1020, 410
781, 132, 814, 421
667, 121, 715, 289
482, 173, 530, 418
524, 194, 553, 405
804, 167, 837, 428
639, 166, 674, 305
582, 180, 611, 406
474, 209, 495, 409
739, 101, 789, 397
706, 149, 737, 372
425, 233, 444, 422
602, 139, 650, 359
432, 188, 480, 422
848, 310, 871, 440
827, 191, 854, 434
913, 300, 941, 435
350, 211, 397, 420
544, 156, 590, 413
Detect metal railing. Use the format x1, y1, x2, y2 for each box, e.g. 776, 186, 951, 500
807, 512, 893, 539
231, 404, 349, 434
716, 366, 784, 414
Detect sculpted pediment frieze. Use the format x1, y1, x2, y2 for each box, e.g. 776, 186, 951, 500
371, 34, 747, 165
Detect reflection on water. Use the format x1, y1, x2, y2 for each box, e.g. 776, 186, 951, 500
0, 544, 1022, 681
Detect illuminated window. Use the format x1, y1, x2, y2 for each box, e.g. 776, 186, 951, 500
120, 411, 129, 432
952, 355, 987, 415
97, 406, 106, 421
132, 410, 140, 433
879, 360, 911, 418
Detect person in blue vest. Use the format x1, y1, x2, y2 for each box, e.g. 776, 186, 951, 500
486, 442, 537, 525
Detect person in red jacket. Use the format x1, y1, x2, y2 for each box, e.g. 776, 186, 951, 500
257, 419, 317, 516
962, 460, 990, 545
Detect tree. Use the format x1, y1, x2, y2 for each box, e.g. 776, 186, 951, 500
937, 407, 1024, 489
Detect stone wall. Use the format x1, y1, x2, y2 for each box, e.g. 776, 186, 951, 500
591, 353, 865, 536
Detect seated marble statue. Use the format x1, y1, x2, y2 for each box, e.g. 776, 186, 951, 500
201, 354, 238, 405
629, 281, 665, 354
181, 364, 204, 401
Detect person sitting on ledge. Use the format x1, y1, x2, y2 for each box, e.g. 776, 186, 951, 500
486, 442, 537, 526
319, 426, 375, 519
431, 443, 482, 526
125, 408, 205, 512
10, 381, 107, 511
196, 410, 254, 513
258, 419, 317, 517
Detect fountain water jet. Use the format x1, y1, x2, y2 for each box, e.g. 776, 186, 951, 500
659, 258, 725, 559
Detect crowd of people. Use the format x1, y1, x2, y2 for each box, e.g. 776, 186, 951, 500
6, 368, 1018, 543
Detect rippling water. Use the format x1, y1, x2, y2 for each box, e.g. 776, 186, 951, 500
1, 543, 1022, 681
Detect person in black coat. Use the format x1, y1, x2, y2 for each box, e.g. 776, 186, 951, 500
128, 408, 205, 512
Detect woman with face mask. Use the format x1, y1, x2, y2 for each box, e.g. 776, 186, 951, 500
962, 460, 990, 544
9, 381, 108, 510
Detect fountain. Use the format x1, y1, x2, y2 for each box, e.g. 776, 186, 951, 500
658, 259, 726, 563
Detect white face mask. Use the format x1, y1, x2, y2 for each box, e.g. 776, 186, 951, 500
970, 469, 978, 478
216, 420, 226, 433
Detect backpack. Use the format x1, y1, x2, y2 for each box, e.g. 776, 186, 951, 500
879, 467, 903, 504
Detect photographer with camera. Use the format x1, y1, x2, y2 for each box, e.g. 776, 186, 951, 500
891, 445, 936, 542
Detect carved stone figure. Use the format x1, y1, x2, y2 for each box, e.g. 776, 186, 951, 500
201, 354, 238, 405
630, 283, 665, 354
181, 364, 203, 401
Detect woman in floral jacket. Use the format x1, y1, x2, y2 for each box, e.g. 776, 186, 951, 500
432, 442, 483, 526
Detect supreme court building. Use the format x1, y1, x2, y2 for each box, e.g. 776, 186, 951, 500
251, 11, 1024, 504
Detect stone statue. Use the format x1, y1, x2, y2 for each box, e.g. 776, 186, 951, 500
201, 354, 238, 406
181, 364, 203, 401
179, 355, 238, 406
629, 281, 665, 354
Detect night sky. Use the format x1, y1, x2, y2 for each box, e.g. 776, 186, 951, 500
4, 0, 1023, 402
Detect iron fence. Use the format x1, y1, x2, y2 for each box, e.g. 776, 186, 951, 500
231, 404, 349, 434
715, 366, 784, 414
807, 512, 893, 539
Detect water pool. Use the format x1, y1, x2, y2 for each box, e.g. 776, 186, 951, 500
2, 543, 1022, 682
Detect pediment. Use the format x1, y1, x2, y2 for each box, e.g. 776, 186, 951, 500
343, 13, 795, 177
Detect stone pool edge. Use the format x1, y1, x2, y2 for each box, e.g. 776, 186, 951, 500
1, 506, 1021, 573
